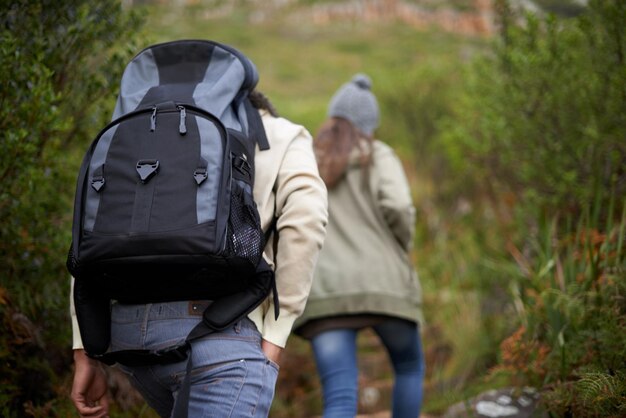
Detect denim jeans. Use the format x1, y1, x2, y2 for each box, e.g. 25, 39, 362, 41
110, 301, 279, 418
311, 318, 425, 418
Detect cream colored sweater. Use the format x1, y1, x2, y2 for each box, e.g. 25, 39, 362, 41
71, 110, 328, 349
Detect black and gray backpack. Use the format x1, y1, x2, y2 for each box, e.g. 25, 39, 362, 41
67, 40, 278, 368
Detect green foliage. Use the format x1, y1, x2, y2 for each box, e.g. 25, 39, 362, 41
427, 1, 626, 415
0, 1, 143, 415
575, 371, 626, 415
439, 0, 626, 219
495, 202, 626, 417
377, 61, 461, 162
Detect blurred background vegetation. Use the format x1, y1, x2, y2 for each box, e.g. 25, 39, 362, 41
1, 0, 624, 417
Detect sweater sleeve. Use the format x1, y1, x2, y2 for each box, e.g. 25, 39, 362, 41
372, 141, 416, 252
260, 126, 328, 347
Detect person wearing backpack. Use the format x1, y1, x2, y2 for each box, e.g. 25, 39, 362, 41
68, 42, 328, 418
293, 74, 425, 418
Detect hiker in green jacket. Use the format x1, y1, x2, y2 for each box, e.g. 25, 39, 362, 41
294, 74, 425, 418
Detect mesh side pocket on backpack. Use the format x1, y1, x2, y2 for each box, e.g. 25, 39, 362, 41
227, 180, 263, 265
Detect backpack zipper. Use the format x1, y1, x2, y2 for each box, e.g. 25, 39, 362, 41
177, 106, 187, 135
97, 103, 224, 138
150, 106, 157, 132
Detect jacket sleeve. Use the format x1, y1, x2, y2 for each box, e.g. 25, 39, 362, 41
259, 124, 328, 347
371, 141, 416, 252
69, 277, 84, 349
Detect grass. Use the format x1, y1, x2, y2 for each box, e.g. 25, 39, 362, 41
136, 2, 481, 138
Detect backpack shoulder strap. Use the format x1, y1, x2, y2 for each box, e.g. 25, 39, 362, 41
244, 98, 270, 151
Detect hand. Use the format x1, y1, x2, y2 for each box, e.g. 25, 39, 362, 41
71, 349, 110, 418
261, 339, 283, 366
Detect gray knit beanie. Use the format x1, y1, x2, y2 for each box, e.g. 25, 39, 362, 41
327, 73, 380, 136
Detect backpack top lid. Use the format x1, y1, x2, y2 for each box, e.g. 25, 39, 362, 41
111, 39, 259, 135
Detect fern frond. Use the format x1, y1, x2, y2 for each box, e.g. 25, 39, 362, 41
575, 370, 626, 414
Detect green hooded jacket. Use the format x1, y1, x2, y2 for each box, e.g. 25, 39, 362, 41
294, 139, 423, 332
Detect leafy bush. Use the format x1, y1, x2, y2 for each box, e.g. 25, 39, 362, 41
0, 1, 143, 415
439, 0, 626, 220
424, 1, 626, 415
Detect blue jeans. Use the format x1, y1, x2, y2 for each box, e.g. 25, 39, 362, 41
311, 319, 425, 418
110, 301, 279, 418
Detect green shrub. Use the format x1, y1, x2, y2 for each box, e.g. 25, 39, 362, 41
439, 0, 626, 221
0, 1, 143, 415
427, 1, 626, 414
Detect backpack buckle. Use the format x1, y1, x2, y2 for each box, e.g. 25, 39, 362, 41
233, 154, 251, 176
91, 164, 106, 192
91, 177, 106, 192
136, 159, 159, 183
194, 168, 208, 185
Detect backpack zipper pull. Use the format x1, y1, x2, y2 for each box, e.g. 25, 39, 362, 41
150, 106, 157, 132
178, 106, 187, 135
